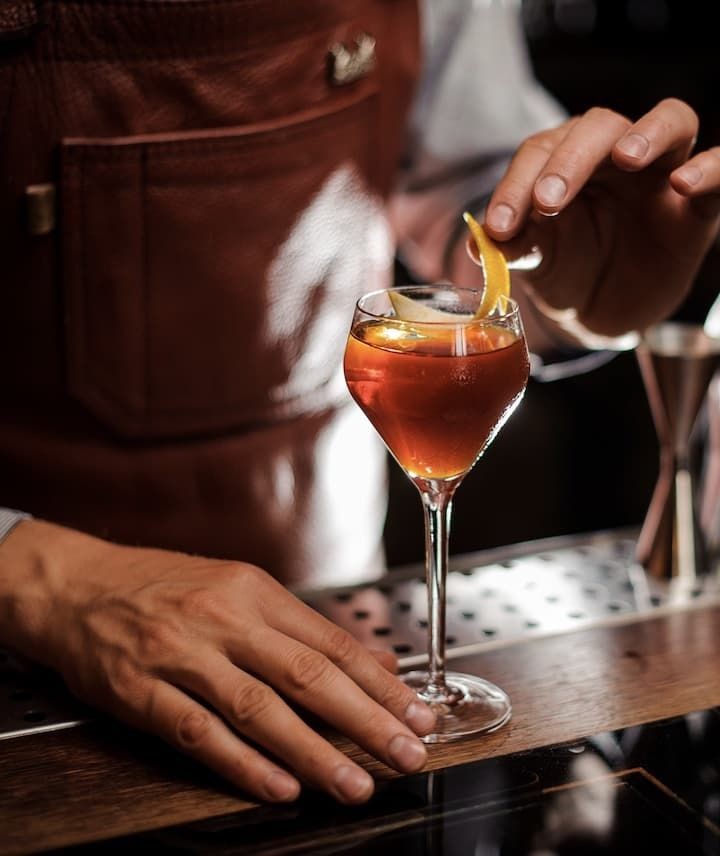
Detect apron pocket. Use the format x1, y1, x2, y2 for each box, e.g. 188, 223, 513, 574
61, 91, 381, 438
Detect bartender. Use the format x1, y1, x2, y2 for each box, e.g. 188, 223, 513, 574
1, 0, 719, 805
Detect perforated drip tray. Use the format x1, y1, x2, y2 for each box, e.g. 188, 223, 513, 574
301, 529, 720, 668
1, 529, 719, 741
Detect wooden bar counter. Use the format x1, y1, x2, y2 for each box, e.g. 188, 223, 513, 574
1, 534, 720, 854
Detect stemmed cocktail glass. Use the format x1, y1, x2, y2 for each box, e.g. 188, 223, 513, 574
344, 286, 530, 741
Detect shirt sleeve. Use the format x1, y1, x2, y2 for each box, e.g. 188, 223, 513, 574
390, 0, 567, 283
0, 509, 32, 543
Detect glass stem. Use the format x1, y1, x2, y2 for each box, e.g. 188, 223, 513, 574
420, 486, 455, 700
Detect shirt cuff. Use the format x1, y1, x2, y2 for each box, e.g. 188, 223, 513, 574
0, 509, 33, 544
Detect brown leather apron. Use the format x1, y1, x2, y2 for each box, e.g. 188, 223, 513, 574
0, 0, 420, 585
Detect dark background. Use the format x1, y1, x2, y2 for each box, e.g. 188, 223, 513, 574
383, 0, 720, 567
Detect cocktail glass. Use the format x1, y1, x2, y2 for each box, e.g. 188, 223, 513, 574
344, 286, 530, 741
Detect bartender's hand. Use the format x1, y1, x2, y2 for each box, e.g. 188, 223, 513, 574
485, 97, 720, 337
0, 520, 435, 804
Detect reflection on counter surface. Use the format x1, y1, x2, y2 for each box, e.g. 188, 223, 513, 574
55, 708, 720, 855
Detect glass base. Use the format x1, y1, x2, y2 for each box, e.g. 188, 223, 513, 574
401, 670, 512, 743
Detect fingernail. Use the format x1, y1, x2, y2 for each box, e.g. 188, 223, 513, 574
388, 734, 427, 773
535, 175, 567, 207
405, 699, 435, 735
264, 771, 300, 802
616, 133, 649, 159
333, 765, 374, 803
676, 164, 703, 186
486, 203, 515, 232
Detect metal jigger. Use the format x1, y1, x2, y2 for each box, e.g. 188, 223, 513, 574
636, 323, 720, 586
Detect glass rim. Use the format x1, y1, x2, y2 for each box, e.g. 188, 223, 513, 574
355, 285, 521, 326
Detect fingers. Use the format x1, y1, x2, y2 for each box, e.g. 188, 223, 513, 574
527, 108, 631, 219
129, 678, 302, 804
228, 627, 430, 772
531, 107, 631, 215
671, 147, 720, 219
487, 108, 632, 231
368, 648, 399, 673
142, 568, 432, 804
485, 121, 574, 238
612, 97, 699, 173
169, 654, 377, 805
265, 601, 435, 735
486, 99, 700, 239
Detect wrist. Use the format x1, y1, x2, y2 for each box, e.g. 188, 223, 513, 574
0, 519, 104, 667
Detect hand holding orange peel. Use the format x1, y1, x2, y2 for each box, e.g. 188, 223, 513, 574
462, 211, 511, 318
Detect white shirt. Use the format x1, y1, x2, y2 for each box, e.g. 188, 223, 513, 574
393, 0, 567, 281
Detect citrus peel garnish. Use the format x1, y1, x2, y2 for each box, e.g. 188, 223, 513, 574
462, 211, 510, 318
388, 291, 473, 323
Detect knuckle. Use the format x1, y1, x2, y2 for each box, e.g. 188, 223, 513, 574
176, 708, 212, 749
230, 681, 274, 726
304, 747, 331, 772
202, 560, 263, 592
285, 648, 332, 692
376, 679, 414, 714
178, 586, 219, 617
137, 623, 181, 666
233, 561, 263, 583
495, 176, 529, 207
549, 144, 585, 173
107, 657, 145, 699
523, 133, 555, 156
320, 627, 357, 668
662, 97, 698, 124
584, 105, 611, 123
585, 106, 628, 128
682, 103, 699, 129
230, 562, 269, 594
356, 707, 388, 740
654, 115, 674, 138
644, 99, 698, 140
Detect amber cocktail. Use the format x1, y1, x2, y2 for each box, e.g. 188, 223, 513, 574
344, 286, 529, 741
